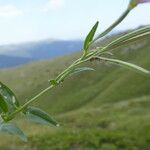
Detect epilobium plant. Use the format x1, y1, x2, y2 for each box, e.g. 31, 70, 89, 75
0, 0, 150, 141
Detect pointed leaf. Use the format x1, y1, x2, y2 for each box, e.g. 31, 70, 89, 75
98, 57, 150, 75
0, 123, 27, 142
84, 21, 99, 50
0, 95, 8, 113
70, 67, 95, 76
0, 82, 19, 112
24, 107, 59, 127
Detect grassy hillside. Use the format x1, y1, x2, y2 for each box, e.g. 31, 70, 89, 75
0, 35, 150, 150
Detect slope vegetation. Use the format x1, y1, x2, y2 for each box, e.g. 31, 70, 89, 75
0, 36, 149, 150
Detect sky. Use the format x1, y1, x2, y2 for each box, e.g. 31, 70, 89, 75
0, 0, 149, 45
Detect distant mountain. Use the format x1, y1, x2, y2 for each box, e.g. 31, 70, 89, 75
0, 40, 83, 68
0, 55, 32, 68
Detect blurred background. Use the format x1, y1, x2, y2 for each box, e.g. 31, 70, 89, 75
0, 0, 150, 149
0, 0, 149, 68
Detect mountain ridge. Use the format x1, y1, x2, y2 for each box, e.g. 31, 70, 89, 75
0, 40, 82, 68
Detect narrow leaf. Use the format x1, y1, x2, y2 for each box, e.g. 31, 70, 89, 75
24, 107, 59, 127
84, 21, 99, 50
0, 123, 27, 142
70, 67, 95, 76
98, 57, 150, 75
0, 95, 8, 113
0, 82, 19, 112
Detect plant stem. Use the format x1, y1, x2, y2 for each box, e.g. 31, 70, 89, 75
7, 5, 145, 121
56, 58, 81, 81
91, 8, 130, 44
8, 85, 54, 119
8, 56, 87, 119
7, 26, 149, 120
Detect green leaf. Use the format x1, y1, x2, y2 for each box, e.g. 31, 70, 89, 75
84, 21, 99, 51
24, 107, 59, 127
0, 123, 27, 142
0, 94, 8, 113
0, 82, 19, 112
98, 57, 150, 75
70, 67, 95, 76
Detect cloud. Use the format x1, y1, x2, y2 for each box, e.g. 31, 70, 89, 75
0, 5, 22, 17
43, 0, 65, 11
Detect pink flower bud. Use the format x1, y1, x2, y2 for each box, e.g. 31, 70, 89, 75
138, 0, 150, 3
129, 0, 150, 9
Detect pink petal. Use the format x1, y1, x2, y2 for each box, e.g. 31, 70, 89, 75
139, 0, 150, 3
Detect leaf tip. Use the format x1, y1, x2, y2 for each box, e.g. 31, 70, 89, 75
83, 21, 99, 50
95, 20, 99, 24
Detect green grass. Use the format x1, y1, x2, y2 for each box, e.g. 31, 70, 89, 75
0, 35, 150, 149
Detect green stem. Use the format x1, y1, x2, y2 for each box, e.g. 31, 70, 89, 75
8, 85, 54, 119
92, 26, 150, 57
8, 56, 87, 119
7, 4, 142, 121
91, 8, 130, 44
56, 58, 81, 81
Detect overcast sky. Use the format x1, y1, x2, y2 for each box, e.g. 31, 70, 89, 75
0, 0, 149, 45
